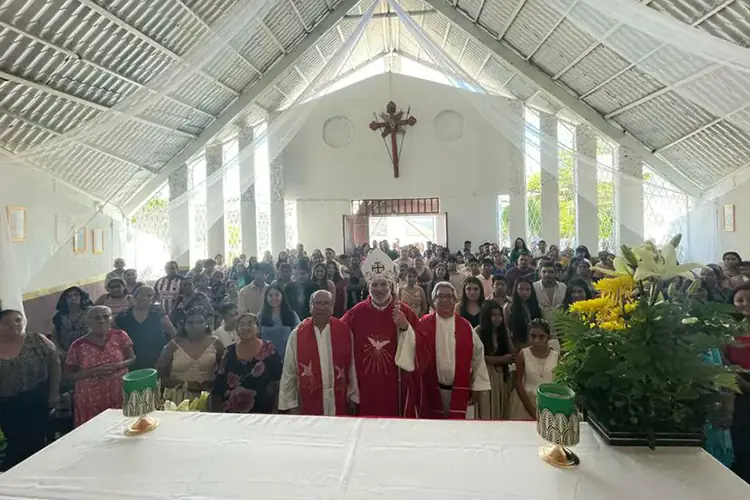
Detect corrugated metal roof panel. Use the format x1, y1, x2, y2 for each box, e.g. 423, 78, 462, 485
263, 0, 307, 49
237, 23, 282, 74
530, 19, 597, 77
475, 0, 518, 37
613, 90, 715, 148
583, 68, 663, 115
457, 0, 485, 22
678, 65, 750, 117
558, 45, 630, 96
659, 121, 750, 186
503, 0, 561, 57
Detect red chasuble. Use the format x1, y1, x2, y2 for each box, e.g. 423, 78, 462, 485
296, 317, 353, 416
417, 312, 474, 419
342, 297, 419, 417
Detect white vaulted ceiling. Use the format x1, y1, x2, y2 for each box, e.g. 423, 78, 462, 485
1, 0, 748, 212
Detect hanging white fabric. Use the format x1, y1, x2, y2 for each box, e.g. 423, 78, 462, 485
0, 209, 25, 315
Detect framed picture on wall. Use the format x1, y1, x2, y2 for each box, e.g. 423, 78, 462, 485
92, 228, 105, 254
723, 204, 735, 232
7, 206, 27, 242
73, 227, 87, 253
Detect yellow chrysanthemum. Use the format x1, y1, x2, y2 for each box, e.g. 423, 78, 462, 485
569, 297, 611, 315
595, 275, 636, 298
600, 319, 627, 331
624, 302, 637, 314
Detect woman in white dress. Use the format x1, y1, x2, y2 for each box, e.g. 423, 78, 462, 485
509, 319, 558, 420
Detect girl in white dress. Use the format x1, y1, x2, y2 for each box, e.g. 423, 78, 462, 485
509, 319, 558, 420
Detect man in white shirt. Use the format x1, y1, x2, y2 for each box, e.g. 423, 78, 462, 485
533, 260, 567, 319
533, 240, 548, 259
397, 282, 490, 419
238, 264, 269, 314
279, 290, 359, 416
478, 258, 494, 298
533, 260, 566, 351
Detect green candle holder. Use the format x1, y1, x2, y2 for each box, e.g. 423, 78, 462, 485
536, 383, 580, 468
122, 368, 160, 436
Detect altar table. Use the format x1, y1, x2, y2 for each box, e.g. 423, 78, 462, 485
0, 410, 747, 499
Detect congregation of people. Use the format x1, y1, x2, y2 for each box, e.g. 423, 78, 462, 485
1, 238, 749, 483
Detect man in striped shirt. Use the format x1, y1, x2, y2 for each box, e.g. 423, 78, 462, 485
154, 261, 183, 317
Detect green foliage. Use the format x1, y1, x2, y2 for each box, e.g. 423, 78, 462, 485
500, 149, 615, 246
227, 223, 241, 261
130, 198, 168, 225
554, 299, 738, 438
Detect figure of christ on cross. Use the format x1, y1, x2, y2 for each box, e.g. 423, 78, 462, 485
369, 101, 417, 178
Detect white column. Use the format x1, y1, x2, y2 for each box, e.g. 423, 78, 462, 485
168, 164, 190, 269
237, 125, 257, 257
539, 112, 559, 246
205, 142, 225, 258
508, 99, 527, 242
575, 124, 598, 251
615, 146, 644, 248
269, 116, 286, 254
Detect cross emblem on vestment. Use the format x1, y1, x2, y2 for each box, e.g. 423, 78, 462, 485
372, 262, 385, 274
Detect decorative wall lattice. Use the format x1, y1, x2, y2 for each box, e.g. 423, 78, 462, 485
558, 122, 577, 250
132, 186, 170, 280
225, 195, 241, 261
257, 202, 271, 257
285, 200, 298, 250
643, 167, 690, 260
496, 195, 510, 249
597, 144, 617, 253
188, 157, 208, 260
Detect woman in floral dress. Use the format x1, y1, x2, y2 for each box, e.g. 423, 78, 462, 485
213, 313, 282, 413
64, 306, 135, 427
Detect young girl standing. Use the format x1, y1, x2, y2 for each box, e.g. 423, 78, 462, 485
508, 319, 558, 420
475, 300, 515, 420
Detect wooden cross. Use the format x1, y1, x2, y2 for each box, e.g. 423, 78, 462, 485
369, 101, 417, 178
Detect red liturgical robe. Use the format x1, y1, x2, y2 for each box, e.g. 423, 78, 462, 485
296, 317, 353, 416
342, 297, 419, 417
417, 312, 474, 419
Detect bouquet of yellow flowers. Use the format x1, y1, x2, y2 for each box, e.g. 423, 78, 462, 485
554, 235, 738, 447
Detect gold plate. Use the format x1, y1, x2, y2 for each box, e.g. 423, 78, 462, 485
539, 444, 580, 469
125, 416, 160, 436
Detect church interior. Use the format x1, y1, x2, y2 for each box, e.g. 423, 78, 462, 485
1, 0, 750, 495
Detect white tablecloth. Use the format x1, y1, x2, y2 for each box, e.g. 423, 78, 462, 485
0, 410, 747, 499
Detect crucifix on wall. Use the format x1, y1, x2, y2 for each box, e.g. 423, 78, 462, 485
369, 101, 417, 178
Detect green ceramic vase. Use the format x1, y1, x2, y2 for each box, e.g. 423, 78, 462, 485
122, 368, 159, 417
536, 383, 580, 447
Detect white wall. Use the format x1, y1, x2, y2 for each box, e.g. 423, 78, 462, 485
284, 73, 512, 252
0, 160, 126, 294
715, 180, 750, 258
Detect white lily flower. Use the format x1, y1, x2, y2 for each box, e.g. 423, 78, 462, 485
632, 242, 700, 281
591, 256, 634, 277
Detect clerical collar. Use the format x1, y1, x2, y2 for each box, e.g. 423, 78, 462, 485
371, 296, 392, 311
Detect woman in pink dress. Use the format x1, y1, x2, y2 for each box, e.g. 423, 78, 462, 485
64, 305, 135, 427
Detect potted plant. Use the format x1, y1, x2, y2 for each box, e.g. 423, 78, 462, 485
554, 235, 738, 448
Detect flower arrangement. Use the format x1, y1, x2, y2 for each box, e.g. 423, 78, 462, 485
554, 235, 738, 446
162, 385, 210, 412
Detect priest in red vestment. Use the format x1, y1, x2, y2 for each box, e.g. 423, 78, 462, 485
279, 290, 358, 416
342, 248, 420, 417
400, 281, 491, 419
